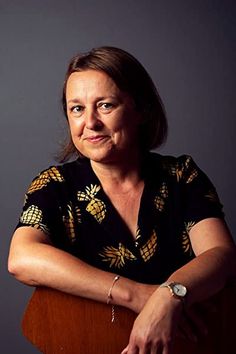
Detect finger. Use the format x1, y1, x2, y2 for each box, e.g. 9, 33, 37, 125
121, 348, 128, 354
123, 344, 139, 354
121, 344, 129, 354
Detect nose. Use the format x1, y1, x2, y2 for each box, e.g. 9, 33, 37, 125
85, 108, 102, 130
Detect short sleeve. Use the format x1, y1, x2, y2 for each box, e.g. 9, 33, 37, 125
16, 166, 65, 236
180, 155, 224, 225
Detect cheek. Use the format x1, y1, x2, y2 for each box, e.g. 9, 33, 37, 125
109, 114, 126, 132
68, 119, 84, 136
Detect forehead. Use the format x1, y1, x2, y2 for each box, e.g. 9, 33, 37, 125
66, 70, 120, 97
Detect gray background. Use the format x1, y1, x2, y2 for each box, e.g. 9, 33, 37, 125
1, 0, 235, 353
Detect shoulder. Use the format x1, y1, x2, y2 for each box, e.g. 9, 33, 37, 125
148, 153, 199, 183
26, 165, 64, 195
26, 158, 93, 196
26, 159, 85, 193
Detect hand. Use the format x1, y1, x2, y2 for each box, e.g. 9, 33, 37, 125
121, 287, 183, 354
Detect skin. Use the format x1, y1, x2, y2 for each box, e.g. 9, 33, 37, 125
66, 70, 143, 167
8, 70, 236, 354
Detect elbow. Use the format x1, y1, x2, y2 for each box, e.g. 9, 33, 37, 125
8, 254, 24, 280
8, 255, 23, 279
8, 254, 37, 286
8, 228, 47, 286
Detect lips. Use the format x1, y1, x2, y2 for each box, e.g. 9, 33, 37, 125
84, 135, 108, 143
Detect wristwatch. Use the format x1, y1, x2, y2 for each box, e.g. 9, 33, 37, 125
159, 281, 187, 302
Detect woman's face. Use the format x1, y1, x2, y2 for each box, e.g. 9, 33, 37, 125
66, 70, 142, 164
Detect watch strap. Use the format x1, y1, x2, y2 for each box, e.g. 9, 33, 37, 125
159, 281, 187, 304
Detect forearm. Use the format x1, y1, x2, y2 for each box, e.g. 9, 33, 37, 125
9, 238, 129, 305
8, 228, 156, 311
121, 245, 236, 353
166, 246, 236, 307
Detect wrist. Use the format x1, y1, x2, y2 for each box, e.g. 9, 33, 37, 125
110, 277, 136, 309
109, 278, 157, 313
159, 281, 187, 308
129, 282, 157, 313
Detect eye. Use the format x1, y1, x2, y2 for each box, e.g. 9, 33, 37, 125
99, 102, 114, 110
70, 105, 84, 114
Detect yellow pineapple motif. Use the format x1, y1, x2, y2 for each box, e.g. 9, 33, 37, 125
161, 158, 181, 181
20, 205, 49, 234
182, 221, 195, 255
205, 189, 220, 203
159, 182, 168, 198
170, 166, 183, 182
27, 167, 64, 194
154, 196, 165, 212
154, 182, 168, 212
77, 184, 106, 223
183, 156, 198, 183
185, 221, 195, 234
184, 156, 192, 167
23, 194, 28, 207
164, 156, 196, 182
135, 227, 142, 247
186, 169, 198, 184
99, 243, 137, 268
63, 203, 81, 243
140, 230, 157, 262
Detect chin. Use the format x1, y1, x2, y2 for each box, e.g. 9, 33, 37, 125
78, 150, 111, 163
85, 151, 125, 165
76, 142, 130, 164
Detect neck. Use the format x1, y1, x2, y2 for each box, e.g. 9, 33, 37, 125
90, 153, 143, 193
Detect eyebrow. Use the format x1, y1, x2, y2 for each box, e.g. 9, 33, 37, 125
67, 95, 118, 104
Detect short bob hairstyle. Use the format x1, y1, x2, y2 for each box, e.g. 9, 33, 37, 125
59, 46, 168, 162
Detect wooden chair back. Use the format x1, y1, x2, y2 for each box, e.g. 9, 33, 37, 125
22, 284, 236, 353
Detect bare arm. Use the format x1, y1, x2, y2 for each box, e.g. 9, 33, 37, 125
8, 226, 156, 312
9, 219, 236, 354
122, 218, 236, 354
166, 217, 236, 306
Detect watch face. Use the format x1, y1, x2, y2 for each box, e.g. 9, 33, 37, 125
172, 283, 187, 297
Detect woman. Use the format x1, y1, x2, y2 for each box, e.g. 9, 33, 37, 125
8, 46, 236, 354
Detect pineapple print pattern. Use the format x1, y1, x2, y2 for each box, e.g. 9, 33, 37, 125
77, 184, 106, 223
162, 158, 183, 182
20, 205, 49, 234
99, 243, 137, 268
140, 230, 157, 262
62, 203, 81, 243
135, 227, 142, 247
186, 169, 198, 184
205, 189, 220, 203
154, 196, 165, 212
162, 156, 198, 183
154, 182, 168, 212
170, 165, 183, 182
182, 221, 195, 255
27, 167, 64, 194
23, 194, 28, 207
183, 156, 198, 183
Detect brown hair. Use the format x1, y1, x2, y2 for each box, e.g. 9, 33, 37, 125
59, 46, 168, 162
